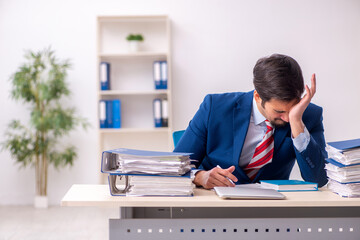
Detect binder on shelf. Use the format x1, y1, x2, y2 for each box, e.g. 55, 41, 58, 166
160, 61, 168, 89
161, 99, 168, 127
153, 98, 162, 128
99, 100, 106, 128
100, 62, 110, 90
112, 99, 121, 128
153, 61, 162, 89
105, 100, 113, 128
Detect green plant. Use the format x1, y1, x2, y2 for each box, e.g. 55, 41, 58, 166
126, 34, 144, 41
2, 48, 89, 197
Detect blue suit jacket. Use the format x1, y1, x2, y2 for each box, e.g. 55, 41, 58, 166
174, 91, 328, 187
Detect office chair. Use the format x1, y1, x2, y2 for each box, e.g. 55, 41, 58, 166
172, 130, 185, 148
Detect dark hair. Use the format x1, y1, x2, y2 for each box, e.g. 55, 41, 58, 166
253, 54, 304, 105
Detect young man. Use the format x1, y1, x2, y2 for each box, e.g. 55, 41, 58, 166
174, 54, 328, 189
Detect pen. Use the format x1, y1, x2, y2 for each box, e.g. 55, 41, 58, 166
216, 165, 235, 185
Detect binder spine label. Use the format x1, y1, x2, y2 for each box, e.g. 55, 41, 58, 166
160, 61, 168, 89
99, 100, 106, 128
161, 99, 168, 127
153, 61, 161, 89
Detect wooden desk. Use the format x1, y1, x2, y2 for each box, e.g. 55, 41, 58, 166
61, 185, 360, 240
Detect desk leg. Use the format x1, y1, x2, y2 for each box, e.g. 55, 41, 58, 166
119, 207, 133, 219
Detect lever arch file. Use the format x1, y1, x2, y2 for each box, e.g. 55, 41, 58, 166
100, 62, 110, 90
101, 148, 194, 196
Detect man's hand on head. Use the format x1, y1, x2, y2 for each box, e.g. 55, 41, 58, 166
289, 73, 316, 138
193, 166, 238, 189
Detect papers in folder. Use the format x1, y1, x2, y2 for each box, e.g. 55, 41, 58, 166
325, 138, 360, 197
101, 148, 193, 175
101, 148, 195, 197
326, 138, 360, 165
127, 173, 195, 197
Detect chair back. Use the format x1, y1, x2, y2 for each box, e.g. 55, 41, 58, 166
172, 130, 185, 147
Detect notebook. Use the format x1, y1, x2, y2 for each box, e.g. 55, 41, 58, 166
260, 180, 318, 192
214, 185, 286, 200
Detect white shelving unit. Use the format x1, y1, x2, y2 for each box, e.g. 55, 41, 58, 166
97, 15, 173, 183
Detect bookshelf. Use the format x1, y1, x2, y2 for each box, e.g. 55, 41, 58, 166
97, 15, 173, 183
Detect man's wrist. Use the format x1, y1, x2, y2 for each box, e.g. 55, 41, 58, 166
289, 119, 305, 138
193, 170, 205, 187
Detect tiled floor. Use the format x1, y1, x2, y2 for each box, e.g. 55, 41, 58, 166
0, 206, 118, 240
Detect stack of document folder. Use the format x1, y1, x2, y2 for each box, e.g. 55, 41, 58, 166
325, 138, 360, 197
101, 148, 194, 196
127, 173, 194, 196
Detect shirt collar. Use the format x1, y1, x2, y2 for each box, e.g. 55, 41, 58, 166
252, 97, 266, 125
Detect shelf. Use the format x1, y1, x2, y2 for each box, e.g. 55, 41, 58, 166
99, 90, 169, 96
98, 15, 168, 23
99, 128, 170, 134
99, 52, 168, 58
97, 15, 172, 184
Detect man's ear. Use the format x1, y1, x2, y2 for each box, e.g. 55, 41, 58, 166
254, 90, 261, 103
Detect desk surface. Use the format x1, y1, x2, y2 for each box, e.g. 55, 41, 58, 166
61, 184, 360, 208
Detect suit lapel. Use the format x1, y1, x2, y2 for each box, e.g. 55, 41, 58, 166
273, 125, 290, 152
233, 91, 253, 167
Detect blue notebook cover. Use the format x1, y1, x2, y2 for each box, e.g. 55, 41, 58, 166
326, 158, 360, 168
260, 180, 318, 192
327, 138, 360, 151
104, 148, 192, 157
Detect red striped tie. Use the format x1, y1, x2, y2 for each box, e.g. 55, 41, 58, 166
244, 120, 274, 181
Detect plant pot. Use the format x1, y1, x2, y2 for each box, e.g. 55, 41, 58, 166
128, 40, 141, 52
34, 195, 48, 208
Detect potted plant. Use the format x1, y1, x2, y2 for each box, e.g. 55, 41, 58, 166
2, 48, 88, 208
126, 33, 144, 52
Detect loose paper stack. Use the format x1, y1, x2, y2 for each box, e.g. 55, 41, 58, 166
325, 138, 360, 197
101, 148, 195, 196
116, 154, 191, 176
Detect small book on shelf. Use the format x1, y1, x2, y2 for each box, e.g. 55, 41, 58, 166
260, 180, 318, 192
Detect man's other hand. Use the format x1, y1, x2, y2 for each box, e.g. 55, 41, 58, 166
193, 166, 238, 189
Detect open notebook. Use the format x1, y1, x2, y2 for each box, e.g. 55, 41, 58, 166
214, 185, 286, 200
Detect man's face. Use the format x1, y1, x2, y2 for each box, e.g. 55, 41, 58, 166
254, 91, 298, 128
